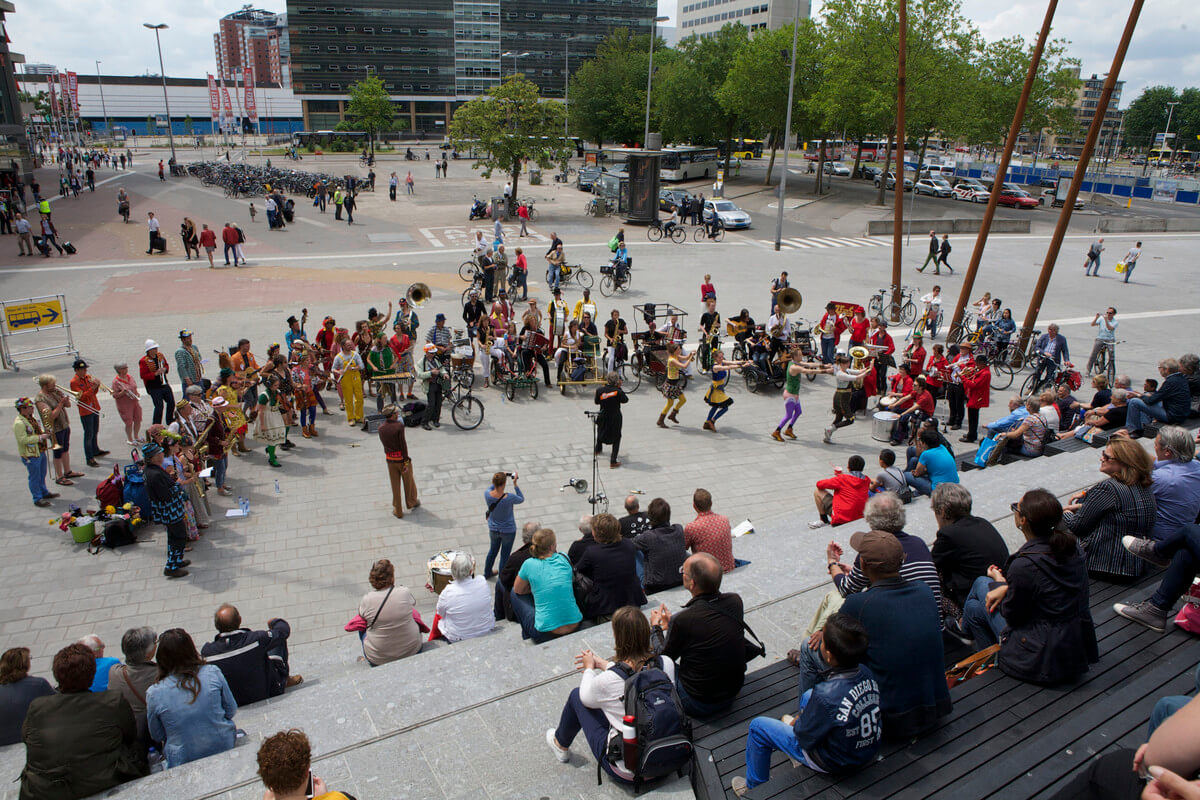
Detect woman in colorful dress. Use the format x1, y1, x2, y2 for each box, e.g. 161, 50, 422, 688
658, 342, 694, 428
291, 351, 319, 438
255, 374, 288, 467
702, 351, 751, 432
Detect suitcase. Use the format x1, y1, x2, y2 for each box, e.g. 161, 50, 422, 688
62, 241, 77, 254
150, 234, 167, 253
361, 413, 387, 433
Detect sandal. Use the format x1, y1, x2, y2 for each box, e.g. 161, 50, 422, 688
55, 477, 74, 486
65, 471, 85, 478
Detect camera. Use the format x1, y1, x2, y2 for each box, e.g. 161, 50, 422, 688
505, 472, 516, 478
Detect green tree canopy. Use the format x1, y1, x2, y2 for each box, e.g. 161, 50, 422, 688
449, 75, 572, 202
567, 28, 659, 145
345, 75, 404, 153
1122, 85, 1190, 152
655, 23, 748, 153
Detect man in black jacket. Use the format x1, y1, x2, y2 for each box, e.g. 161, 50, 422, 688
633, 497, 687, 594
929, 483, 1010, 611
651, 552, 747, 717
142, 442, 190, 579
619, 495, 652, 539
200, 603, 301, 706
1125, 358, 1191, 437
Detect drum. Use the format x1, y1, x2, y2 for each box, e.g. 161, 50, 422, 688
450, 354, 470, 368
872, 411, 900, 443
427, 550, 464, 594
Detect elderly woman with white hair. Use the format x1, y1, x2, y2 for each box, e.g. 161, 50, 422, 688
435, 552, 495, 643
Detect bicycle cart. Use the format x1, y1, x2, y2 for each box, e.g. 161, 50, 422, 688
556, 333, 606, 394
628, 303, 691, 393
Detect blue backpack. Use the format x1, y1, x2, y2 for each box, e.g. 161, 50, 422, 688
122, 450, 151, 522
605, 657, 694, 791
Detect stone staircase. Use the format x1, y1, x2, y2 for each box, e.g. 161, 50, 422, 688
0, 445, 1141, 800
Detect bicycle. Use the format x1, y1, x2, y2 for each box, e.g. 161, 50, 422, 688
451, 385, 485, 430
598, 261, 632, 297
516, 199, 538, 222
692, 221, 726, 243
1020, 355, 1078, 397
585, 196, 614, 217
1089, 339, 1123, 387
866, 286, 917, 324
551, 262, 594, 291
647, 219, 686, 244
459, 258, 484, 282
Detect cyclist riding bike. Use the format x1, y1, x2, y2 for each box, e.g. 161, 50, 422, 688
609, 242, 630, 286
919, 286, 943, 338
663, 204, 680, 237
1031, 323, 1070, 390
704, 212, 724, 240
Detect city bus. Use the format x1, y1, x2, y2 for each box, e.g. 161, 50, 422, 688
600, 145, 721, 182
804, 139, 845, 161
728, 139, 764, 159
854, 140, 890, 161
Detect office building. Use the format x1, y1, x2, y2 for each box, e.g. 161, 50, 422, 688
215, 6, 291, 87
678, 0, 810, 39
286, 0, 656, 134
0, 0, 33, 181
1016, 69, 1124, 160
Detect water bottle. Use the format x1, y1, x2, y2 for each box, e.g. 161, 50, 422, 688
621, 714, 638, 770
237, 496, 244, 512
274, 480, 281, 495
148, 746, 165, 773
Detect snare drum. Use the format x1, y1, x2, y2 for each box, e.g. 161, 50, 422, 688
872, 411, 900, 442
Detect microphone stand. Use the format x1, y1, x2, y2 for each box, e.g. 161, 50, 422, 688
583, 410, 604, 514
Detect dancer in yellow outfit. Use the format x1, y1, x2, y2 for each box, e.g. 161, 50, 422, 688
657, 342, 695, 428
331, 340, 365, 424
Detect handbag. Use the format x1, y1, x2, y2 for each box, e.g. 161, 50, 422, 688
1115, 261, 1126, 274
1174, 582, 1200, 635
344, 586, 395, 632
946, 643, 1000, 688
700, 597, 766, 662
572, 570, 594, 612
886, 467, 914, 504
974, 435, 998, 468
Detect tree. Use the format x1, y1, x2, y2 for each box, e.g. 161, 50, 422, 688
183, 115, 194, 135
346, 75, 400, 156
567, 28, 657, 145
449, 75, 572, 207
18, 90, 52, 124
655, 23, 748, 165
1122, 86, 1181, 151
146, 115, 156, 134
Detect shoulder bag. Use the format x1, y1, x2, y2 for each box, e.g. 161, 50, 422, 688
886, 467, 914, 503
700, 597, 766, 662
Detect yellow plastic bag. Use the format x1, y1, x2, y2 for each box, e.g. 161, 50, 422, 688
1115, 261, 1126, 274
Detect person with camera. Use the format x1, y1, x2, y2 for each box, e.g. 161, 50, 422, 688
483, 470, 525, 579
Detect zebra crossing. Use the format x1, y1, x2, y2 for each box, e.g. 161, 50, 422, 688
752, 235, 891, 250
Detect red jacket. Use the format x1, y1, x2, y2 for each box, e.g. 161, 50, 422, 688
199, 228, 216, 248
815, 473, 870, 525
904, 344, 927, 376
870, 329, 895, 356
820, 313, 848, 346
965, 367, 991, 409
222, 225, 239, 246
925, 356, 948, 389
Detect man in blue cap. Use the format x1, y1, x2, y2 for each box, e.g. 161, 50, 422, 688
141, 442, 191, 578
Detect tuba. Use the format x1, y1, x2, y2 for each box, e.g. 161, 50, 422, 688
407, 283, 431, 307
776, 288, 803, 315
849, 346, 870, 371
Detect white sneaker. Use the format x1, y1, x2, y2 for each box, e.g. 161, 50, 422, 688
808, 520, 827, 529
822, 427, 833, 444
546, 728, 570, 763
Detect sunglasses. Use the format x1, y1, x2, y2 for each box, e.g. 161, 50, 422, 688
1100, 451, 1114, 462
1010, 502, 1023, 516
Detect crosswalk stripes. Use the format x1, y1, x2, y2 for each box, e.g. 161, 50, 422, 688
763, 236, 890, 251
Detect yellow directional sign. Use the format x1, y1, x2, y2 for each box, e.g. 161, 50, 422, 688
4, 299, 64, 330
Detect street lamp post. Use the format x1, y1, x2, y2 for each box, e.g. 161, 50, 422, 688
643, 15, 669, 147
773, 4, 802, 251
144, 23, 177, 167
501, 51, 530, 80
95, 60, 111, 139
1163, 100, 1179, 167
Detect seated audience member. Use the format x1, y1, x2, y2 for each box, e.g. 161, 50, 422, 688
1062, 437, 1156, 580
1147, 426, 1200, 542
1181, 352, 1200, 414
435, 552, 495, 643
961, 489, 1098, 684
356, 559, 421, 664
929, 484, 1009, 613
567, 514, 597, 565
546, 607, 674, 782
21, 643, 147, 799
1053, 383, 1079, 431
1119, 523, 1200, 633
904, 428, 959, 497
147, 628, 237, 768
905, 417, 955, 472
684, 488, 735, 572
257, 728, 358, 800
994, 398, 1050, 457
633, 497, 688, 593
575, 513, 646, 619
200, 603, 302, 706
1126, 358, 1191, 436
496, 521, 540, 621
793, 531, 951, 740
809, 455, 871, 529
79, 634, 120, 692
513, 528, 583, 643
732, 614, 881, 796
1038, 390, 1061, 432
108, 626, 159, 747
826, 494, 944, 623
651, 553, 748, 718
984, 394, 1029, 439
1070, 373, 1111, 415
870, 448, 910, 499
1061, 389, 1127, 439
0, 647, 53, 746
891, 376, 935, 445
619, 495, 652, 538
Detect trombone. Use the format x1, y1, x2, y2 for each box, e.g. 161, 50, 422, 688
36, 381, 105, 417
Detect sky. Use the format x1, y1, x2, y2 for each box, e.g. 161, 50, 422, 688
6, 0, 1197, 106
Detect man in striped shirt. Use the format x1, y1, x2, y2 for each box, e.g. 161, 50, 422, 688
825, 493, 945, 628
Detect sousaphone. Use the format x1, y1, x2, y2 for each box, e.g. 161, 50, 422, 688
776, 288, 803, 315
407, 283, 431, 307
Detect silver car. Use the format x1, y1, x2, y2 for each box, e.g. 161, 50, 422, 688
703, 199, 752, 229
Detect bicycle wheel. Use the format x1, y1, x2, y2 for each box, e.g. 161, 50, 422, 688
1091, 348, 1107, 377
743, 368, 761, 393
1002, 342, 1024, 370
1105, 351, 1116, 387
461, 286, 474, 306
452, 395, 484, 430
884, 302, 904, 325
528, 209, 539, 222
693, 227, 706, 242
900, 301, 917, 325
669, 227, 686, 244
1020, 371, 1042, 397
867, 297, 884, 318
647, 226, 663, 242
459, 261, 477, 281
712, 227, 726, 242
731, 343, 745, 362
529, 380, 539, 399
455, 366, 476, 390
619, 361, 642, 393
584, 202, 595, 216
946, 323, 966, 345
990, 360, 1014, 391
575, 268, 594, 289
600, 275, 616, 297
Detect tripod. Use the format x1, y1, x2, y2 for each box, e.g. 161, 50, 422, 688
583, 410, 608, 514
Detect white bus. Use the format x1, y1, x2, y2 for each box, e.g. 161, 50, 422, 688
660, 146, 720, 181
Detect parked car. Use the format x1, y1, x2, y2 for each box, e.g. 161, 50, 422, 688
1039, 189, 1085, 209
659, 188, 696, 213
952, 178, 989, 203
576, 166, 603, 191
875, 171, 914, 191
1037, 176, 1059, 188
702, 199, 752, 229
1130, 156, 1147, 166
988, 181, 1023, 194
857, 165, 883, 181
996, 188, 1039, 208
822, 162, 851, 176
914, 178, 952, 197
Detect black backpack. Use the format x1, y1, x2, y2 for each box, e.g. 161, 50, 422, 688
604, 658, 694, 792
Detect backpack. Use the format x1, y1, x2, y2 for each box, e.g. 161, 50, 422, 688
87, 518, 139, 554
96, 465, 124, 509
122, 450, 151, 522
885, 467, 914, 503
605, 658, 694, 791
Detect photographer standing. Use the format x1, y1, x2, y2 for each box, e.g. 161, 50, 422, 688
483, 471, 525, 579
594, 373, 628, 469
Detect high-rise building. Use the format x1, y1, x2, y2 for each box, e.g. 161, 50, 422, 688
1017, 69, 1124, 160
678, 0, 810, 39
21, 63, 56, 76
0, 0, 33, 181
286, 0, 655, 134
214, 6, 291, 87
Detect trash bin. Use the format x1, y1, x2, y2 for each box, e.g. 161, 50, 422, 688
491, 196, 507, 221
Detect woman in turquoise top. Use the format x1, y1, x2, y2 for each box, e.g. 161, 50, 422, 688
145, 629, 237, 768
513, 529, 582, 643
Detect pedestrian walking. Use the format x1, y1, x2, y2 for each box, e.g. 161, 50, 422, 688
1120, 241, 1141, 284
249, 202, 257, 224
38, 214, 64, 256
146, 211, 162, 254
232, 223, 247, 265
180, 217, 200, 261
198, 223, 217, 268
1083, 237, 1104, 276
405, 171, 414, 196
441, 157, 448, 178
917, 230, 938, 272
517, 201, 529, 237
333, 187, 344, 220
378, 404, 419, 518
936, 234, 953, 274
15, 212, 33, 256
343, 192, 356, 225
221, 222, 239, 266
389, 172, 398, 201
157, 160, 165, 181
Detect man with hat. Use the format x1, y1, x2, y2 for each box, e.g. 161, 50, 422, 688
416, 343, 449, 429
285, 313, 308, 356
793, 529, 951, 741
69, 358, 108, 467
378, 404, 419, 518
425, 313, 451, 355
945, 342, 973, 430
174, 330, 206, 396
142, 442, 191, 579
207, 395, 233, 495
393, 297, 419, 338
13, 398, 58, 507
140, 340, 175, 425
548, 288, 569, 343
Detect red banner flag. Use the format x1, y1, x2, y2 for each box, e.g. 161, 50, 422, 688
48, 81, 59, 121
57, 73, 70, 118
243, 67, 258, 125
207, 74, 220, 123
220, 80, 234, 128
67, 71, 79, 115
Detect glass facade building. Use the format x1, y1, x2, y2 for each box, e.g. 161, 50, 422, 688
286, 0, 655, 134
